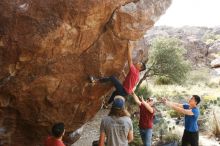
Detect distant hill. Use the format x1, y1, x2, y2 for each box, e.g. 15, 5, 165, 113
144, 26, 220, 73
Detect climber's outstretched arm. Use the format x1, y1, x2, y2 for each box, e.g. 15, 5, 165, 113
127, 42, 133, 68
162, 98, 194, 116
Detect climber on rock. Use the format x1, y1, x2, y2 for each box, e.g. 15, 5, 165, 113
89, 42, 146, 105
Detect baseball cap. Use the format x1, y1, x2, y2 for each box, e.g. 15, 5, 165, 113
112, 96, 125, 109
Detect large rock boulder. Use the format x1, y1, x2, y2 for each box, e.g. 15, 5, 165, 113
183, 39, 209, 67
209, 41, 220, 54
0, 0, 171, 145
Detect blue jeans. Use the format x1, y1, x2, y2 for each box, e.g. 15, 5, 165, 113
139, 128, 153, 146
99, 76, 128, 104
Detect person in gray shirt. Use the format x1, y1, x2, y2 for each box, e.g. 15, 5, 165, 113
98, 96, 133, 146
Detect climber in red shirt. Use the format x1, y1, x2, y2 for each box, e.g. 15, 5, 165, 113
44, 122, 66, 146
89, 42, 146, 104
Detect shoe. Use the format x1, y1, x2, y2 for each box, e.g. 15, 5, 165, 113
103, 103, 109, 109
101, 99, 110, 109
89, 75, 96, 83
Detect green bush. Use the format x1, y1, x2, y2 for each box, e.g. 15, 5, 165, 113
200, 107, 205, 115
163, 133, 180, 144
155, 75, 173, 85
129, 118, 142, 146
202, 33, 220, 44
135, 86, 152, 100
168, 110, 183, 118
153, 118, 169, 138
148, 37, 191, 85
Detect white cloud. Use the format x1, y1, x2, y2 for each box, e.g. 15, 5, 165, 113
156, 0, 220, 27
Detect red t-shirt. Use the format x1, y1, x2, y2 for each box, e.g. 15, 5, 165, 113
139, 103, 154, 129
44, 136, 65, 146
123, 64, 139, 94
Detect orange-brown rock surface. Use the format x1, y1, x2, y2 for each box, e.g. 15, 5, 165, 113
0, 0, 171, 145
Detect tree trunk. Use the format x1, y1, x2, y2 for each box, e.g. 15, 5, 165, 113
136, 69, 151, 90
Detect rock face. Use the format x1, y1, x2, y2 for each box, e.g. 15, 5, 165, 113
0, 0, 171, 145
183, 39, 209, 67
209, 40, 220, 74
209, 41, 220, 54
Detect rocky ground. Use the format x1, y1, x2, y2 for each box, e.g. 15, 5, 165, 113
171, 121, 220, 146
72, 109, 109, 146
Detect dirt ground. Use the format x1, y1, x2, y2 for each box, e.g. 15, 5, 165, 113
72, 109, 109, 146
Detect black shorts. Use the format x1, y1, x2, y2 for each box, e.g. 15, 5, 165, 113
182, 130, 199, 146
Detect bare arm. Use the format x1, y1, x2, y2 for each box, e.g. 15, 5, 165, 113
127, 130, 134, 143
142, 100, 154, 113
132, 93, 153, 113
162, 98, 183, 108
131, 92, 141, 106
127, 42, 133, 68
170, 101, 183, 108
98, 132, 105, 146
166, 101, 194, 116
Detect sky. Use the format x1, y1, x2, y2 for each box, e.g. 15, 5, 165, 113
156, 0, 220, 27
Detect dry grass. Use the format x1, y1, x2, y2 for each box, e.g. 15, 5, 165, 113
147, 83, 220, 98
141, 68, 220, 100
207, 107, 220, 138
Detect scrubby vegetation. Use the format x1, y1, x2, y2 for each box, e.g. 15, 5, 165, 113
202, 32, 220, 44
148, 37, 191, 85
129, 31, 220, 145
136, 37, 191, 89
128, 66, 220, 145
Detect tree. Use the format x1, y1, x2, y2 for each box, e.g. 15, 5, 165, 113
136, 37, 190, 89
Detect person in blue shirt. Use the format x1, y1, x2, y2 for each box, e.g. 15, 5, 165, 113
162, 95, 201, 146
